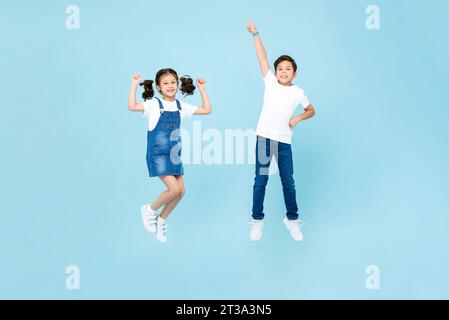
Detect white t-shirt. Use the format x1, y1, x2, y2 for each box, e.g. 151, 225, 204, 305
256, 70, 310, 144
142, 98, 198, 131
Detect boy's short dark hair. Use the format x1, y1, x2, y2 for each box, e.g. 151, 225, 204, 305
274, 55, 298, 73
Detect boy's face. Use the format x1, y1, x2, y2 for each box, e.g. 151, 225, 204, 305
157, 73, 178, 98
275, 60, 297, 86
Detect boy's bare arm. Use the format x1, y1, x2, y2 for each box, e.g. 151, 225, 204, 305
289, 104, 316, 129
247, 20, 270, 77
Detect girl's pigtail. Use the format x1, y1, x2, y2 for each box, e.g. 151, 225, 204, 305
180, 75, 196, 96
140, 80, 154, 101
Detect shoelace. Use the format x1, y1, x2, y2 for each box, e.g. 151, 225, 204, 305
145, 212, 157, 225
286, 220, 305, 236
249, 221, 263, 229
293, 220, 305, 228
158, 222, 167, 233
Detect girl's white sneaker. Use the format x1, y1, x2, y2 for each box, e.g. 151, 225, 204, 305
156, 216, 167, 243
283, 217, 304, 242
141, 205, 157, 234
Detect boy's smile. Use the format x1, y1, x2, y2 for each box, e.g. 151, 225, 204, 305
275, 60, 297, 86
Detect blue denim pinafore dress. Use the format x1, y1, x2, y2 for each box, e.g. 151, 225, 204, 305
146, 97, 183, 177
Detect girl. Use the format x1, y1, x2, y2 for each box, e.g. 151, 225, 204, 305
128, 68, 212, 243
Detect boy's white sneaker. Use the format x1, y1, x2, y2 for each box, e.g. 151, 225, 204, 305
141, 205, 157, 234
250, 219, 264, 241
283, 217, 304, 242
156, 216, 167, 243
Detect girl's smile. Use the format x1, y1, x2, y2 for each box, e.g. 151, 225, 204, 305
157, 74, 179, 98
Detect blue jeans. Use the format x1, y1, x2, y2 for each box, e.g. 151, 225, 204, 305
252, 136, 299, 220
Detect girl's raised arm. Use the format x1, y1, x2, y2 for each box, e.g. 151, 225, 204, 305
193, 79, 212, 115
247, 20, 270, 77
128, 74, 144, 112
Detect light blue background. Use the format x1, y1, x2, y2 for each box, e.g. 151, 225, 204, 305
1, 0, 448, 299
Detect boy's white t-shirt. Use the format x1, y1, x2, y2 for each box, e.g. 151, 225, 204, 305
256, 70, 310, 144
142, 98, 198, 131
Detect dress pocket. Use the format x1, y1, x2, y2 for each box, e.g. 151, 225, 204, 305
153, 144, 170, 156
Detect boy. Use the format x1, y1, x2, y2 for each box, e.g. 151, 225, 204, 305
247, 21, 316, 242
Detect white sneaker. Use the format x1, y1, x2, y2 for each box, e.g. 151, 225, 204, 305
250, 219, 264, 241
283, 217, 304, 242
141, 205, 157, 234
156, 216, 167, 243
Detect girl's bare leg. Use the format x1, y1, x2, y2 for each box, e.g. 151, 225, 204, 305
149, 175, 182, 211
159, 176, 185, 219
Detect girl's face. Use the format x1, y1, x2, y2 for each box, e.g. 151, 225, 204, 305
275, 60, 297, 86
157, 73, 178, 98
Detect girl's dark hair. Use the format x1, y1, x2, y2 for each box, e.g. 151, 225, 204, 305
140, 80, 154, 101
139, 68, 196, 101
179, 75, 196, 96
274, 55, 298, 72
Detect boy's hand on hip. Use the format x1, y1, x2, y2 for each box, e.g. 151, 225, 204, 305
289, 118, 300, 129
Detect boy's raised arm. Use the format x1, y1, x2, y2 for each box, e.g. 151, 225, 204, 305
247, 20, 270, 77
